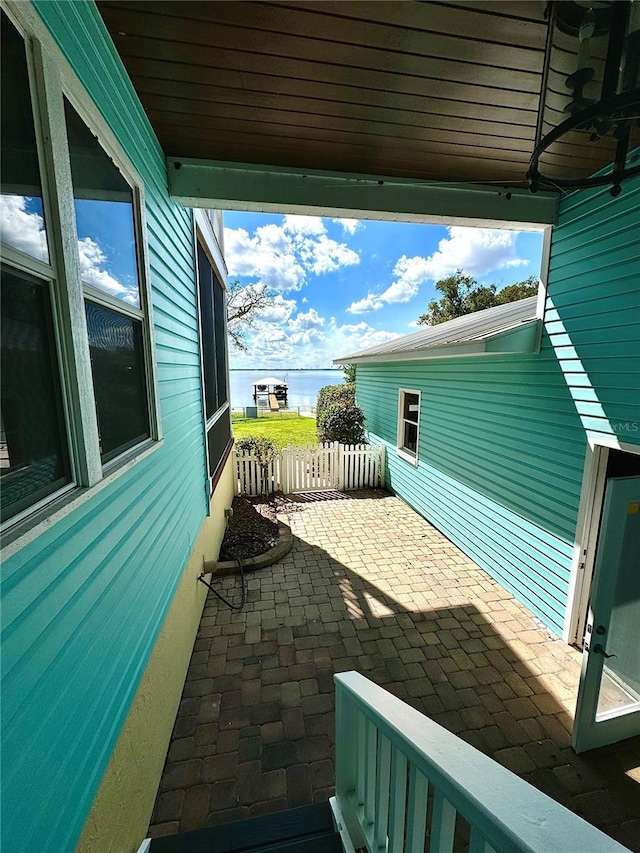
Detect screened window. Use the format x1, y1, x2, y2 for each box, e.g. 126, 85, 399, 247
398, 389, 420, 462
85, 301, 150, 462
197, 241, 230, 486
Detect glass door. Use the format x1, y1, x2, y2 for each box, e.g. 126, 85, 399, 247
573, 476, 640, 753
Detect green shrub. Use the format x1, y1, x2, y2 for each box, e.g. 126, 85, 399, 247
318, 403, 366, 444
235, 435, 278, 464
316, 383, 354, 433
235, 434, 278, 495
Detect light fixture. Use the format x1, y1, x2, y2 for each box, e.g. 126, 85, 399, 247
528, 0, 640, 196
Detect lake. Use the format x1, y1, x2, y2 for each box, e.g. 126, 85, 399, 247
229, 369, 344, 411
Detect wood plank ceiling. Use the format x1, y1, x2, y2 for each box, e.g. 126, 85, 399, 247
95, 0, 616, 187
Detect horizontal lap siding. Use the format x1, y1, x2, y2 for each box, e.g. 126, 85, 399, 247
357, 345, 584, 635
545, 176, 640, 445
2, 3, 208, 852
357, 175, 640, 635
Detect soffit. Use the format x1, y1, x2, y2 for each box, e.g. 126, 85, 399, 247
96, 0, 560, 187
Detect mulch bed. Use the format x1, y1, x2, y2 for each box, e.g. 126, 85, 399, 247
220, 495, 280, 560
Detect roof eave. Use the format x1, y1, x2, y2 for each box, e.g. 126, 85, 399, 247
334, 319, 540, 365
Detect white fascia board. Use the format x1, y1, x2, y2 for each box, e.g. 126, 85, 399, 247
334, 320, 540, 365
168, 158, 558, 228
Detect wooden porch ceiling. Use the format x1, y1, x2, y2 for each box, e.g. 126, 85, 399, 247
96, 0, 558, 188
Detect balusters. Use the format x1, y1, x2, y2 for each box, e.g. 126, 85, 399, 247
429, 788, 457, 853
405, 764, 429, 853
364, 720, 378, 825
468, 827, 496, 853
388, 747, 408, 853
374, 733, 391, 849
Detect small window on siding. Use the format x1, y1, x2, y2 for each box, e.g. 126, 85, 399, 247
398, 389, 420, 463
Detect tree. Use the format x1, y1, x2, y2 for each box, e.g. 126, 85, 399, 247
226, 280, 274, 350
417, 271, 538, 326
495, 277, 539, 304
342, 363, 356, 385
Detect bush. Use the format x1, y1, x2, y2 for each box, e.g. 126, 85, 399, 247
235, 434, 278, 496
316, 383, 354, 433
318, 403, 366, 444
235, 435, 278, 465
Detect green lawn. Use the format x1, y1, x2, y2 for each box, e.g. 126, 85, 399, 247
232, 414, 318, 447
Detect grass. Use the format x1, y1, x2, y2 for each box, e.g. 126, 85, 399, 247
232, 414, 318, 447
231, 410, 305, 422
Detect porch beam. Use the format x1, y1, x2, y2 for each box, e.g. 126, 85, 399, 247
167, 158, 558, 229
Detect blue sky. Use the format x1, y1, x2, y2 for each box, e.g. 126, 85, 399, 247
224, 212, 544, 369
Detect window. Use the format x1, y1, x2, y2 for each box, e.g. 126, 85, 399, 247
64, 98, 151, 462
196, 239, 231, 490
0, 10, 157, 531
397, 389, 421, 463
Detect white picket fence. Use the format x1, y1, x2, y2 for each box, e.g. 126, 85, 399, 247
235, 442, 385, 496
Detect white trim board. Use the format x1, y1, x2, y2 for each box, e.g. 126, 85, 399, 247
563, 439, 640, 645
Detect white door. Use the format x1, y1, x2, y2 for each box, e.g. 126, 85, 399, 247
573, 476, 640, 754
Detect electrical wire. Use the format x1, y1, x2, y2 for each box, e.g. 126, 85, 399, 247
198, 532, 272, 612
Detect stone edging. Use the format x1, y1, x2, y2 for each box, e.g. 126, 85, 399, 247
213, 520, 293, 576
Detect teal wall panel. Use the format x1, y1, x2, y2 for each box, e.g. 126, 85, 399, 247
545, 176, 640, 444
357, 176, 640, 637
357, 346, 585, 635
1, 2, 209, 851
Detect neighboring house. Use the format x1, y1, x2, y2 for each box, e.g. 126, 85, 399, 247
1, 4, 234, 851
336, 179, 640, 645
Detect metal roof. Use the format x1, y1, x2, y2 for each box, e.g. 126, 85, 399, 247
334, 296, 538, 364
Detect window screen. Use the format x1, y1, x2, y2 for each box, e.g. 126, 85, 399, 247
85, 301, 149, 463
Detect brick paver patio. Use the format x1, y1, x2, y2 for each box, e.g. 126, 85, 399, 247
149, 490, 640, 850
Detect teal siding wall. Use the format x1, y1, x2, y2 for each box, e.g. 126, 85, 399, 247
358, 175, 640, 636
1, 3, 208, 851
545, 175, 640, 445
358, 348, 585, 634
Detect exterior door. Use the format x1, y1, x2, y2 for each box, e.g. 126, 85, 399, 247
573, 476, 640, 754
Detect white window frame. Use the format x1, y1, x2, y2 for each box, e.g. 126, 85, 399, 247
1, 1, 161, 549
397, 388, 421, 465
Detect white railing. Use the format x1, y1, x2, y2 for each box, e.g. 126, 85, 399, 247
331, 672, 628, 853
234, 442, 385, 496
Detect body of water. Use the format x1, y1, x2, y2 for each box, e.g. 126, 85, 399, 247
229, 369, 344, 411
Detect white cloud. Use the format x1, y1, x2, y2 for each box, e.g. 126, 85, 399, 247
346, 226, 527, 313
224, 215, 359, 293
0, 195, 138, 305
308, 235, 359, 275
347, 293, 384, 314
255, 294, 298, 324
224, 225, 306, 291
0, 195, 48, 262
333, 217, 362, 235
289, 307, 325, 332
77, 237, 139, 305
229, 304, 397, 369
282, 214, 325, 235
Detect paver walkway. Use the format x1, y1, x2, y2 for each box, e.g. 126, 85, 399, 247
149, 490, 640, 850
